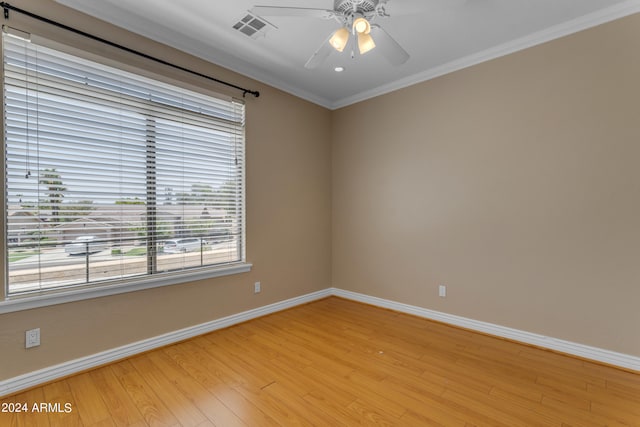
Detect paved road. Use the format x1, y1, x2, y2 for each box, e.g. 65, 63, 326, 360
10, 247, 131, 270
9, 241, 234, 270
8, 241, 239, 294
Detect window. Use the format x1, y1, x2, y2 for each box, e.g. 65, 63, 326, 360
3, 30, 247, 298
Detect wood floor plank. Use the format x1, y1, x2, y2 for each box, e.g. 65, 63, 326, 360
400, 408, 466, 427
268, 357, 358, 407
12, 387, 50, 427
194, 335, 277, 390
300, 391, 361, 426
346, 370, 455, 424
254, 316, 382, 380
519, 349, 608, 388
262, 381, 348, 427
0, 394, 20, 427
487, 387, 556, 424
603, 378, 640, 399
88, 366, 145, 427
162, 341, 280, 427
205, 386, 280, 427
66, 372, 112, 426
161, 341, 237, 392
145, 350, 248, 427
440, 388, 535, 427
109, 360, 179, 427
345, 398, 398, 426
539, 395, 625, 427
3, 297, 639, 426
232, 383, 318, 427
41, 380, 83, 427
128, 354, 208, 426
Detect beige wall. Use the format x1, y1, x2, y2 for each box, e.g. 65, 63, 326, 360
0, 0, 332, 380
332, 13, 640, 357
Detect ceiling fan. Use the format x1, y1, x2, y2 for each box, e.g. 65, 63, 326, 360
251, 0, 410, 69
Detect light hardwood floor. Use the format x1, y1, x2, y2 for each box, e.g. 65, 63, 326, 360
1, 297, 639, 426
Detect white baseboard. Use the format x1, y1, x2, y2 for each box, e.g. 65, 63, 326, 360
331, 288, 640, 373
0, 288, 331, 397
2, 286, 638, 397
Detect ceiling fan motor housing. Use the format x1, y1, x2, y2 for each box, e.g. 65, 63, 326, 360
334, 0, 379, 15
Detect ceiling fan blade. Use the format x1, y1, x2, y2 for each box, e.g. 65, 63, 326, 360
369, 24, 410, 66
251, 6, 335, 19
304, 34, 335, 69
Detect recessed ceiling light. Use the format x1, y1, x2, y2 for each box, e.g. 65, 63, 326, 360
334, 66, 345, 72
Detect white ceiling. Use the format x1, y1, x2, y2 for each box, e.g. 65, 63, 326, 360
55, 0, 640, 109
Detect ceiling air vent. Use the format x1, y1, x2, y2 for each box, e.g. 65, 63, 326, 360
232, 12, 275, 39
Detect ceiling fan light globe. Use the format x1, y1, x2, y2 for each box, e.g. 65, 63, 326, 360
357, 32, 376, 54
352, 17, 371, 34
329, 27, 350, 52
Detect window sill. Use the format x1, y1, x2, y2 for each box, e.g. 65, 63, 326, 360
0, 262, 252, 314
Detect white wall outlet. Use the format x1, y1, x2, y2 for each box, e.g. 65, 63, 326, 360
25, 328, 40, 348
254, 281, 261, 294
438, 285, 447, 298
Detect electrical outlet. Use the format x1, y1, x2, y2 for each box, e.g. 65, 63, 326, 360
438, 285, 447, 298
254, 281, 261, 294
25, 328, 40, 348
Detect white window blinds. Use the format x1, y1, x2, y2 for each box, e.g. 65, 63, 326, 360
3, 31, 245, 296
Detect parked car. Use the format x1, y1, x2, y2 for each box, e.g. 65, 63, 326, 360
65, 236, 108, 255
163, 238, 202, 254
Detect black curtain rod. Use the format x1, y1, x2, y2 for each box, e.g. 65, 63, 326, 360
0, 2, 260, 98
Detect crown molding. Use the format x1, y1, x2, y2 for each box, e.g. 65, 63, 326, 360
330, 0, 640, 109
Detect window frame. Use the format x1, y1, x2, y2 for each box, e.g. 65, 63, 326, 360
0, 30, 252, 313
